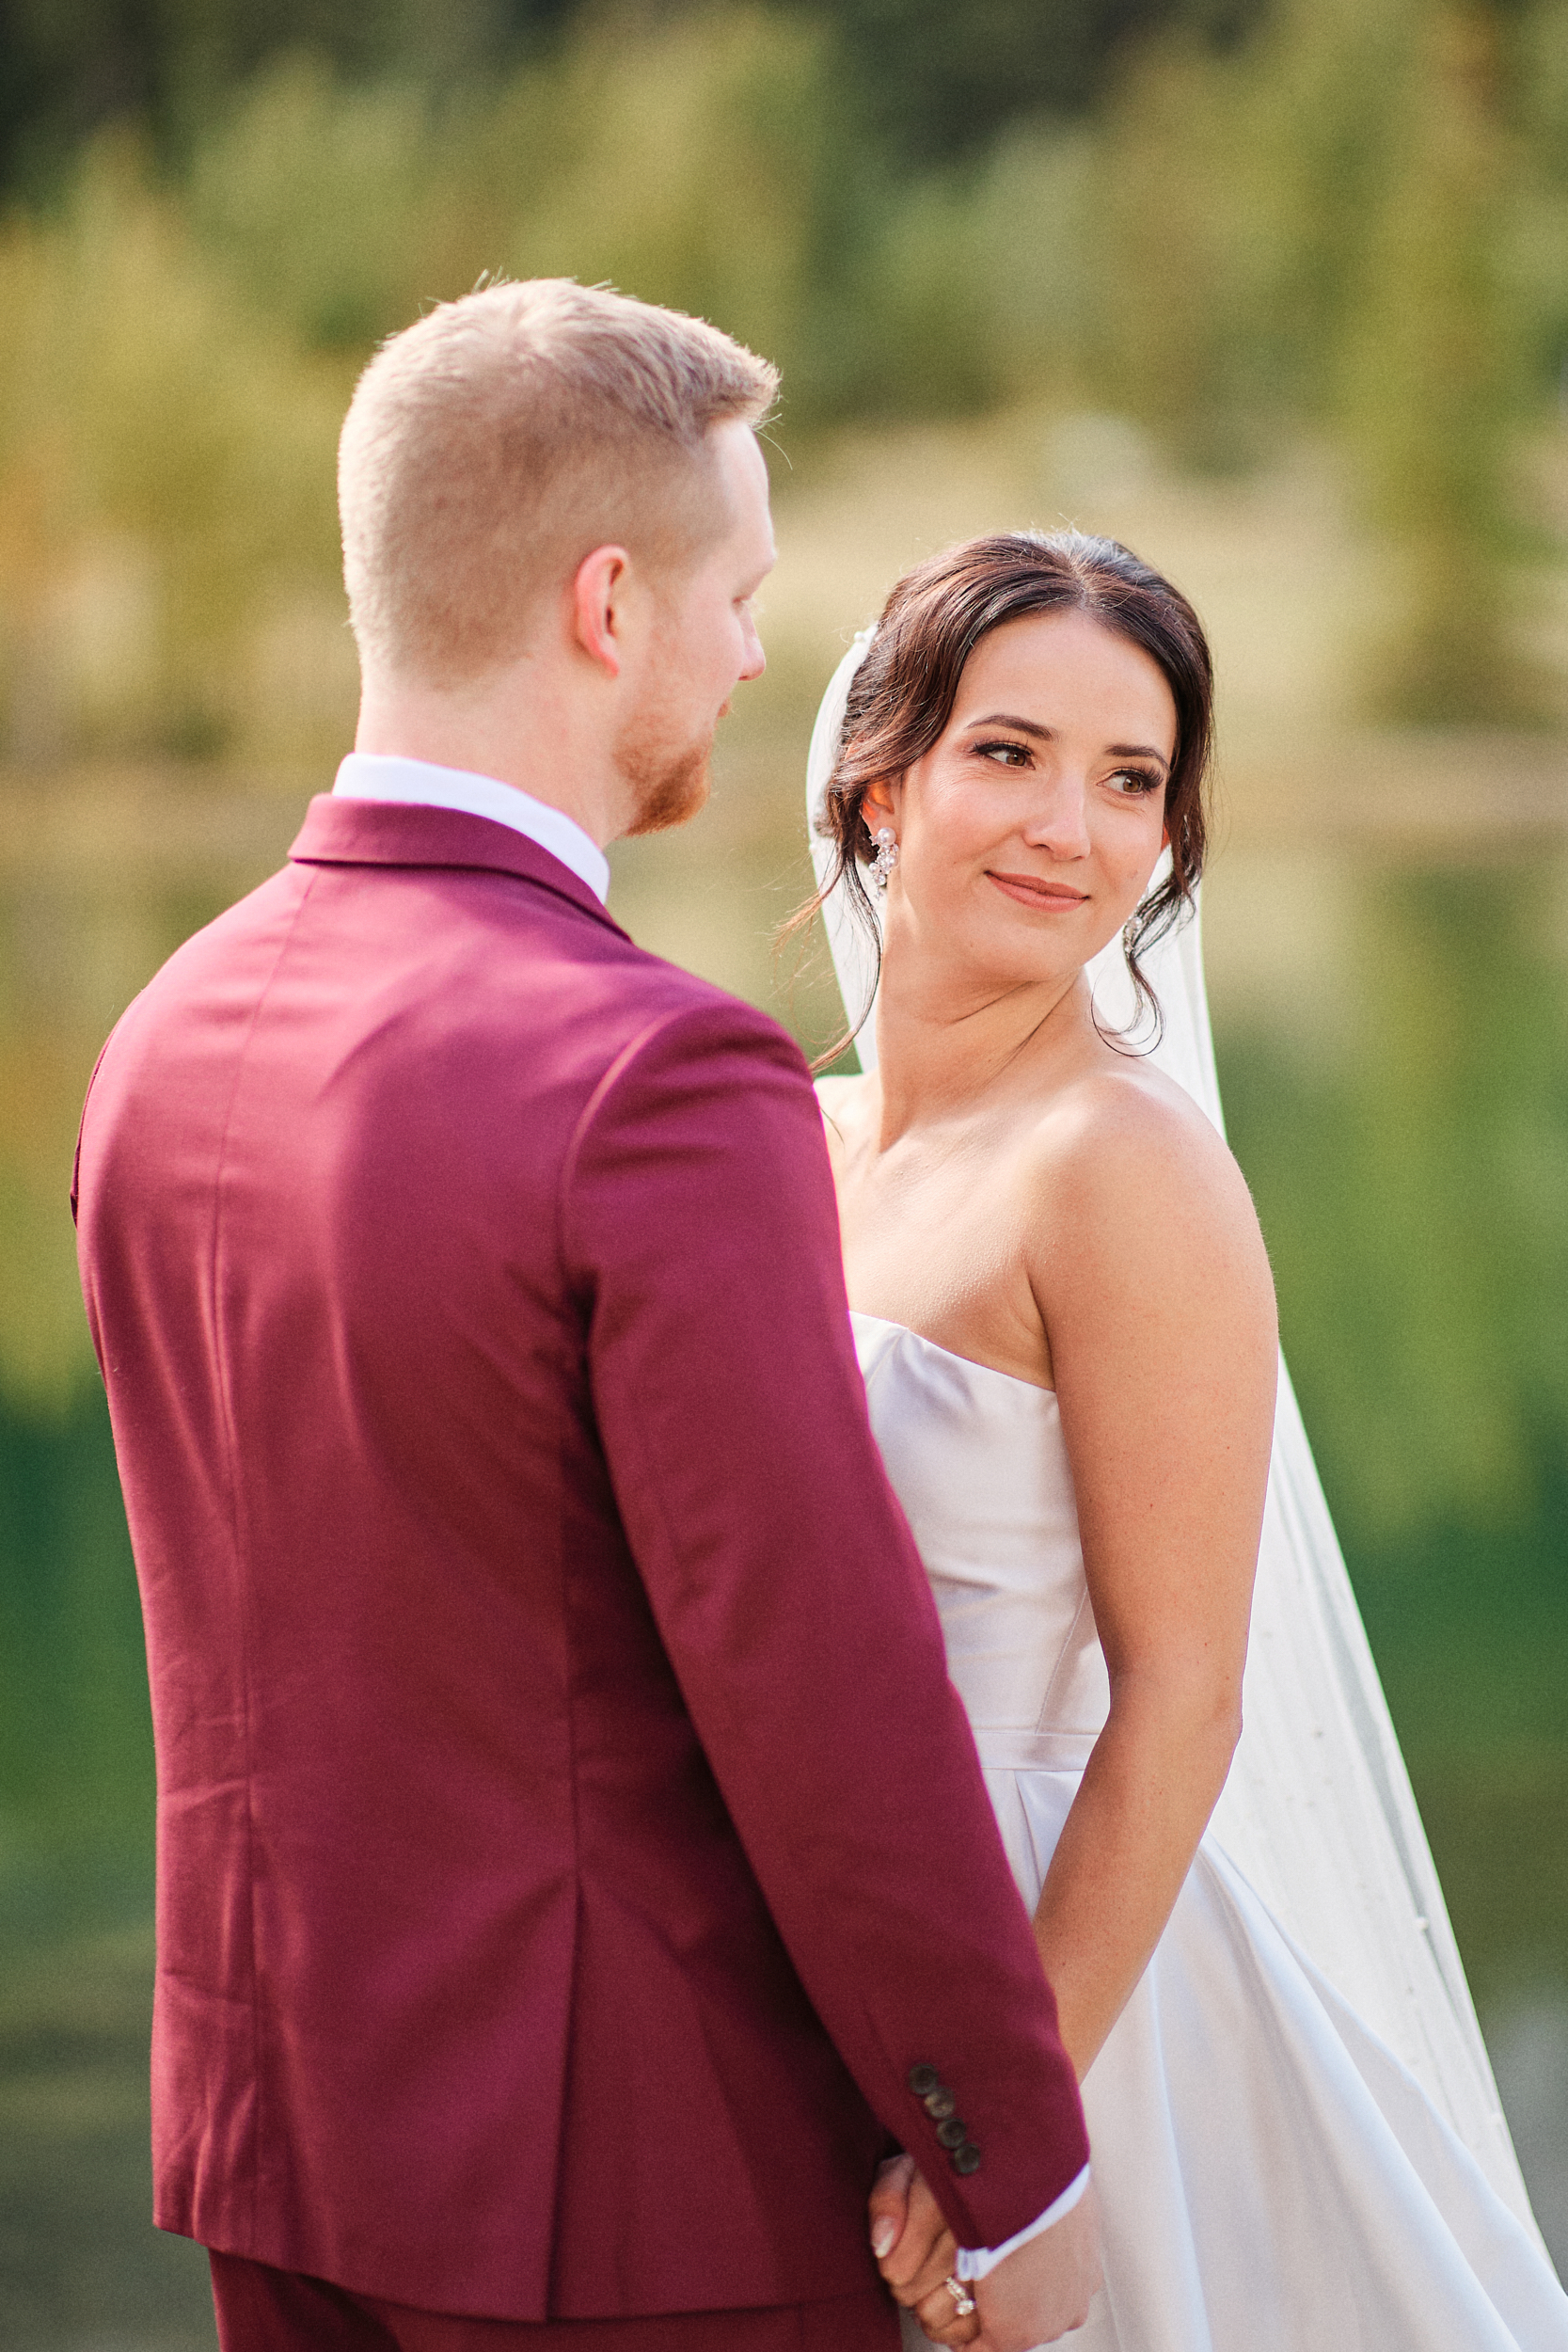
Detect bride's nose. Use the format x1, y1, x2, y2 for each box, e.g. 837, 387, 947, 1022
1020, 771, 1093, 860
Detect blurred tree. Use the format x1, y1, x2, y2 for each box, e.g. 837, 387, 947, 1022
4, 0, 1561, 755
0, 0, 577, 194
181, 18, 878, 389
827, 0, 1262, 163
175, 13, 1071, 417
0, 0, 1281, 199
1335, 6, 1529, 721
1085, 0, 1418, 462
1504, 0, 1568, 420
0, 135, 345, 767
1084, 0, 1541, 718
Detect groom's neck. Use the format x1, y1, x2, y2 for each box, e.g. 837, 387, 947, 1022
354, 654, 633, 849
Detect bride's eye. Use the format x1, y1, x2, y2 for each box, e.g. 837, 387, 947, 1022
974, 739, 1033, 769
1107, 766, 1163, 796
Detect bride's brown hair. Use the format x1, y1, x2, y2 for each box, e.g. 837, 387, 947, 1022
797, 529, 1214, 1066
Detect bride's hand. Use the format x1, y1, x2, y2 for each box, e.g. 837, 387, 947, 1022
868, 2154, 978, 2344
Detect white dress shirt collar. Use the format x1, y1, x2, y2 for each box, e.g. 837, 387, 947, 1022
332, 753, 610, 905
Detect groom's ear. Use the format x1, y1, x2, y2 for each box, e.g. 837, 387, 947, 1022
570, 545, 632, 678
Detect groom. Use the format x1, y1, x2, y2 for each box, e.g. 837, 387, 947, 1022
73, 281, 1095, 2350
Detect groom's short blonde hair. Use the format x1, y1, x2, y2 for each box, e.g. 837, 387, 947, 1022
339, 279, 778, 687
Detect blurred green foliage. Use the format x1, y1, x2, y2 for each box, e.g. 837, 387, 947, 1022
0, 138, 347, 764
4, 0, 1568, 763
0, 0, 1242, 194
0, 0, 574, 195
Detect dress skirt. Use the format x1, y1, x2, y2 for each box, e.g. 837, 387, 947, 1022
900, 1760, 1568, 2352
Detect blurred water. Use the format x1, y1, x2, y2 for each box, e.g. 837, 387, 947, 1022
1491, 1990, 1568, 2280
0, 1885, 214, 2351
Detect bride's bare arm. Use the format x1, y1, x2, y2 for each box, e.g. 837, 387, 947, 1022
1025, 1074, 1277, 2081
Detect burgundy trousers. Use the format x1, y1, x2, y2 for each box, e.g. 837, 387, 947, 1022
208, 2254, 902, 2352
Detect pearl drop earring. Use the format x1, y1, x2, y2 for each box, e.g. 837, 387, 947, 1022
871, 827, 900, 893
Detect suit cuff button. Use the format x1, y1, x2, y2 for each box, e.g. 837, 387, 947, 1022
907, 2064, 941, 2097
952, 2142, 982, 2176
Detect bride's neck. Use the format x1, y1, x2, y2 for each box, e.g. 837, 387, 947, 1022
870, 955, 1089, 1143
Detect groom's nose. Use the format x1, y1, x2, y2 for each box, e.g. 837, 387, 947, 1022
737, 610, 767, 682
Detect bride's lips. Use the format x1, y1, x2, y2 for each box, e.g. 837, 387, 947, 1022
986, 870, 1090, 912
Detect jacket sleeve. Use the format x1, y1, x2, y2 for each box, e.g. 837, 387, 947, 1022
559, 993, 1088, 2251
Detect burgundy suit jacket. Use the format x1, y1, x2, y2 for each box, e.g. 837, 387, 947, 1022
73, 796, 1087, 2320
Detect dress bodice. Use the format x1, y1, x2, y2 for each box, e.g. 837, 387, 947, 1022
852, 1312, 1109, 1766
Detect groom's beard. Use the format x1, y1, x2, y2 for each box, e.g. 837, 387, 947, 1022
617, 713, 715, 837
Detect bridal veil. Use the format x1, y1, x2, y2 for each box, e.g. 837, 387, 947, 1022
804, 628, 1545, 2249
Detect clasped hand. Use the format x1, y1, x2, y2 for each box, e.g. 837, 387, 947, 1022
867, 2154, 1100, 2349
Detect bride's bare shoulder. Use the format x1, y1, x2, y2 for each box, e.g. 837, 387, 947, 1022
1026, 1057, 1271, 1291
1039, 1056, 1223, 1167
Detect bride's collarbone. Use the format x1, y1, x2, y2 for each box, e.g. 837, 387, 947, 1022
833, 1091, 1156, 1393
838, 1103, 1055, 1231
824, 1077, 1118, 1390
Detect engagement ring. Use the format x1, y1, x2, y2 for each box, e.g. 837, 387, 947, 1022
942, 2276, 977, 2318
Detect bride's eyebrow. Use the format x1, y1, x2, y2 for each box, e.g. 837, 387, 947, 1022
964, 711, 1053, 739
1106, 742, 1171, 775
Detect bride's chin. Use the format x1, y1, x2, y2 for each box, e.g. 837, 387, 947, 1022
887, 915, 1096, 1000
968, 910, 1108, 973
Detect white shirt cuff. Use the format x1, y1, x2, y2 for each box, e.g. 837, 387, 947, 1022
953, 2163, 1091, 2282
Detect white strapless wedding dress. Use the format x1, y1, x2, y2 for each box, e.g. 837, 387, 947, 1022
853, 1310, 1568, 2352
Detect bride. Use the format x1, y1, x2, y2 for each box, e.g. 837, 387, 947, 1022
804, 531, 1568, 2350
